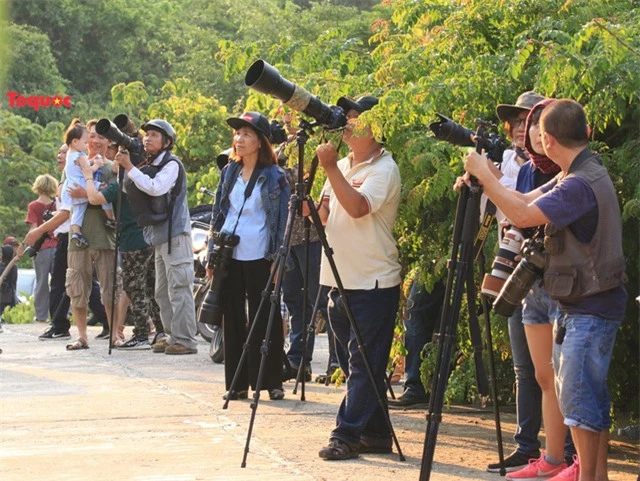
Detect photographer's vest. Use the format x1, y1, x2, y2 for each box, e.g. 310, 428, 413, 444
543, 151, 626, 302
125, 151, 190, 249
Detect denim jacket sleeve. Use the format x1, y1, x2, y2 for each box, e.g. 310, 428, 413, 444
263, 166, 292, 269
211, 166, 226, 233
277, 168, 291, 261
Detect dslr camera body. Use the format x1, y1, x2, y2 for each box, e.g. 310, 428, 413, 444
197, 231, 240, 327
25, 209, 55, 258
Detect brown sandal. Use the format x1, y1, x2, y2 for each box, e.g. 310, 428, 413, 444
66, 339, 89, 351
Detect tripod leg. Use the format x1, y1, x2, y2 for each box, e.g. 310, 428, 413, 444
465, 269, 489, 397
293, 278, 322, 398
478, 252, 506, 476
241, 258, 289, 467
306, 196, 405, 461
292, 219, 315, 398
420, 185, 479, 481
227, 192, 301, 468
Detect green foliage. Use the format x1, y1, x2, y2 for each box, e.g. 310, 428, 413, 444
3, 24, 70, 124
0, 111, 61, 239
371, 0, 639, 411
10, 0, 179, 97
2, 297, 35, 324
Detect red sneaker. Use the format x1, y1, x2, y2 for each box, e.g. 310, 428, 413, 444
505, 452, 567, 480
547, 456, 579, 481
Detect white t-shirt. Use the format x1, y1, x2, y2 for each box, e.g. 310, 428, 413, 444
319, 149, 402, 290
480, 149, 524, 241
53, 194, 71, 236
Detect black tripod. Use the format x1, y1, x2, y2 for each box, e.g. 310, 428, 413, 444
419, 162, 506, 479
106, 166, 126, 355
223, 122, 404, 467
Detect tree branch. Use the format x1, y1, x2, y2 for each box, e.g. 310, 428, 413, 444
592, 18, 640, 58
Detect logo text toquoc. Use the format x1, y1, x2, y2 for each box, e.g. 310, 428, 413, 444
6, 92, 72, 111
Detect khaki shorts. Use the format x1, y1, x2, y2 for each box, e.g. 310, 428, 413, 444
66, 249, 121, 309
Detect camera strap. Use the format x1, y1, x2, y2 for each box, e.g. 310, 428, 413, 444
228, 165, 262, 237
473, 201, 497, 260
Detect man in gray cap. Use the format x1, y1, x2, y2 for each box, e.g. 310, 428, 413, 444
118, 119, 198, 355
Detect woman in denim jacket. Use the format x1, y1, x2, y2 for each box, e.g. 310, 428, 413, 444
210, 111, 290, 401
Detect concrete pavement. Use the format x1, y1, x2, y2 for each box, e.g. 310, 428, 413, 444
1, 323, 637, 481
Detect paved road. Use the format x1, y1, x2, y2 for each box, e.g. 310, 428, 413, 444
1, 323, 637, 481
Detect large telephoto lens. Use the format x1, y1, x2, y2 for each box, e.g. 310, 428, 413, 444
481, 227, 524, 298
96, 117, 145, 166
429, 113, 476, 147
492, 260, 540, 317
95, 119, 133, 148
245, 59, 345, 129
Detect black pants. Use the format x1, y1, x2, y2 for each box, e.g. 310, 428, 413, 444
49, 233, 106, 333
223, 258, 283, 392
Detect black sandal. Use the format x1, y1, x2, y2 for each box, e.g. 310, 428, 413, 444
268, 388, 285, 400
318, 439, 359, 460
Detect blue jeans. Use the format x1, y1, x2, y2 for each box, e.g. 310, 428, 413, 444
282, 241, 327, 367
508, 305, 542, 455
328, 285, 400, 446
403, 280, 445, 397
553, 313, 621, 432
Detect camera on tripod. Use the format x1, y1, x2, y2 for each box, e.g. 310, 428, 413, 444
197, 231, 240, 327
269, 120, 288, 144
245, 59, 347, 131
492, 236, 545, 317
429, 114, 507, 163
95, 114, 145, 166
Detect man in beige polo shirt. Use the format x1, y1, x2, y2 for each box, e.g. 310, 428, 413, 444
313, 95, 402, 460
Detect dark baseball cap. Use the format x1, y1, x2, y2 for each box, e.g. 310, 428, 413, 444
337, 95, 379, 114
226, 111, 271, 139
496, 91, 546, 122
3, 236, 19, 246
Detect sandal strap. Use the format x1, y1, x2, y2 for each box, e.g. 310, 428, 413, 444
66, 339, 89, 350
